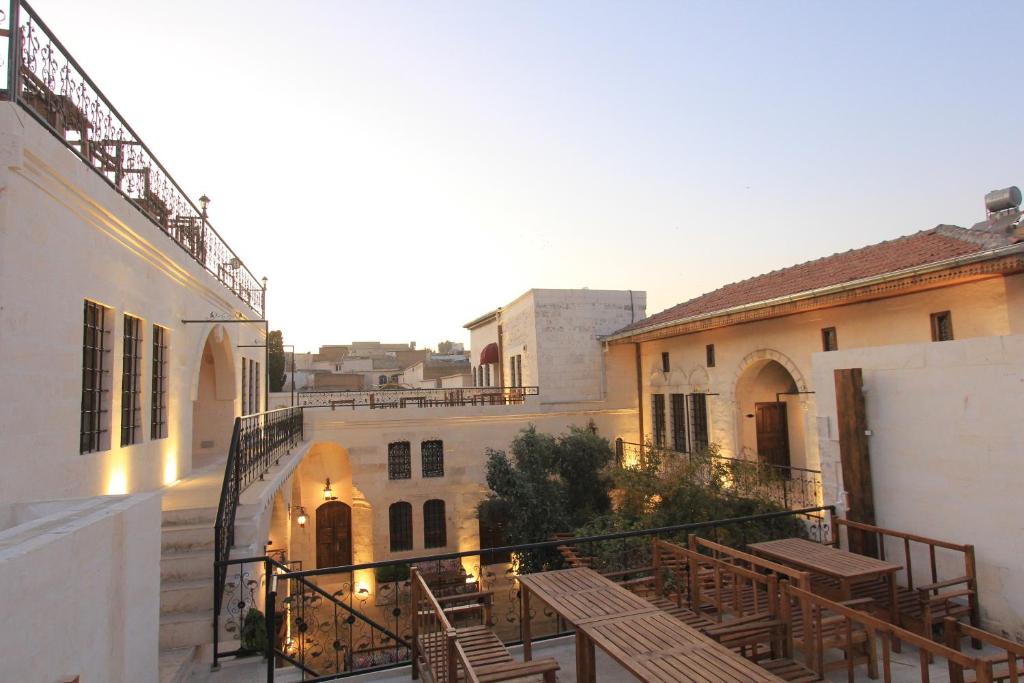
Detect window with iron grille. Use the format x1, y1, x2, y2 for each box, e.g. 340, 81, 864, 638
661, 352, 670, 373
120, 314, 144, 447
509, 355, 516, 387
516, 355, 522, 386
241, 358, 248, 414
254, 360, 261, 413
688, 393, 710, 451
388, 441, 412, 480
821, 327, 838, 352
652, 394, 666, 447
423, 499, 447, 549
484, 364, 490, 387
151, 325, 168, 440
670, 393, 688, 452
389, 502, 413, 552
81, 300, 112, 454
706, 344, 716, 367
931, 311, 953, 342
421, 440, 444, 478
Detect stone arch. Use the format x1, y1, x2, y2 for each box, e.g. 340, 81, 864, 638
191, 324, 238, 468
731, 349, 809, 397
732, 349, 810, 469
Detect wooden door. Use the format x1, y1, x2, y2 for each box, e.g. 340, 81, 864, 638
316, 501, 352, 569
755, 402, 791, 469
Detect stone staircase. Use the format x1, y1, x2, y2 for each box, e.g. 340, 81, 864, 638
158, 505, 217, 683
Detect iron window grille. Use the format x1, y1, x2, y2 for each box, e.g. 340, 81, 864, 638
516, 355, 522, 387
81, 300, 112, 454
706, 344, 716, 368
389, 502, 413, 552
931, 311, 954, 342
423, 499, 447, 549
388, 441, 412, 480
151, 325, 168, 439
652, 394, 666, 447
670, 393, 688, 452
509, 355, 516, 387
661, 352, 670, 373
254, 360, 260, 413
241, 358, 248, 415
120, 314, 144, 447
688, 393, 710, 451
421, 440, 444, 478
822, 327, 838, 352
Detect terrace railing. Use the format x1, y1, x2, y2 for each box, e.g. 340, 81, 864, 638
3, 1, 264, 315
213, 407, 304, 664
219, 506, 832, 680
298, 386, 539, 410
615, 440, 823, 510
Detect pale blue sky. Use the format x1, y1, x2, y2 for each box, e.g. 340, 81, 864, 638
39, 1, 1024, 351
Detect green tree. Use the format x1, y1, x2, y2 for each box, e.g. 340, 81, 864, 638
268, 330, 286, 392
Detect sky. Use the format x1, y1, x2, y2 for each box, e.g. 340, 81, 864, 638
37, 1, 1024, 352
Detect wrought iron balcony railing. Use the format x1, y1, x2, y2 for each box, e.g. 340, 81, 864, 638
2, 2, 265, 316
298, 386, 540, 410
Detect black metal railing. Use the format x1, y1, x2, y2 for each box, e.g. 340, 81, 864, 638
297, 386, 539, 410
615, 440, 823, 510
214, 407, 304, 665
4, 2, 264, 316
233, 506, 832, 680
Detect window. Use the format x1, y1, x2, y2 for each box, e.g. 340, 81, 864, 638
509, 355, 517, 387
670, 393, 688, 452
421, 440, 444, 477
821, 327, 838, 352
652, 393, 666, 447
389, 502, 413, 552
120, 314, 144, 447
423, 499, 447, 549
81, 300, 112, 454
151, 325, 168, 440
661, 352, 670, 373
241, 358, 248, 414
378, 374, 387, 386
931, 311, 953, 342
253, 360, 260, 413
689, 393, 710, 451
388, 441, 412, 480
706, 344, 716, 368
516, 355, 523, 386
484, 364, 491, 387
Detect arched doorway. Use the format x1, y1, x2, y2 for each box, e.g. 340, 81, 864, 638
192, 326, 236, 470
316, 501, 352, 568
734, 357, 806, 469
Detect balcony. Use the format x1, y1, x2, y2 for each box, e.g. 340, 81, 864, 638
2, 2, 264, 315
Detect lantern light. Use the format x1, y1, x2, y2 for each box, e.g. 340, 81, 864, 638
323, 478, 336, 501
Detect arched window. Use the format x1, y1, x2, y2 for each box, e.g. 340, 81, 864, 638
316, 501, 352, 568
389, 502, 413, 552
421, 440, 444, 478
423, 499, 447, 549
378, 374, 387, 386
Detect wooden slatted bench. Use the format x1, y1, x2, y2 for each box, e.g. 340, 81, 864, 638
411, 568, 559, 683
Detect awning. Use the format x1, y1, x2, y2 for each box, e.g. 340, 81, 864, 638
479, 342, 499, 365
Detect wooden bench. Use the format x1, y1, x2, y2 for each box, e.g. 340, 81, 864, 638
945, 617, 1024, 683
411, 567, 559, 683
832, 518, 981, 649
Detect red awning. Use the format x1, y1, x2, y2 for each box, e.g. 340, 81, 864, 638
479, 342, 499, 365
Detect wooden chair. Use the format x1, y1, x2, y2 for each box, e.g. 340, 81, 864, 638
945, 617, 1024, 683
832, 518, 981, 649
411, 568, 559, 683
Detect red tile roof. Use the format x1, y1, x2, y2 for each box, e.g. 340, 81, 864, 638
612, 226, 1004, 337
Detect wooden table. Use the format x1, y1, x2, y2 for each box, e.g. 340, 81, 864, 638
748, 538, 903, 624
518, 567, 783, 682
579, 610, 785, 682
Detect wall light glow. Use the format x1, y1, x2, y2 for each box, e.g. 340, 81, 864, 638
106, 467, 128, 495
163, 455, 179, 485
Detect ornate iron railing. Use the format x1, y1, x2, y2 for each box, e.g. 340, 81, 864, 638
615, 440, 823, 510
298, 386, 540, 410
4, 1, 264, 315
226, 506, 832, 680
214, 407, 304, 664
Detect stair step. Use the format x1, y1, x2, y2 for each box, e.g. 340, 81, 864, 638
162, 506, 218, 527
161, 523, 215, 554
158, 646, 197, 683
160, 610, 213, 650
161, 577, 214, 615
161, 549, 214, 582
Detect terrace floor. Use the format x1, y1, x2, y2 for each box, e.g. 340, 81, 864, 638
189, 635, 996, 682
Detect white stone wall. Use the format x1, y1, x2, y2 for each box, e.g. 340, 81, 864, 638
0, 103, 261, 502
812, 335, 1024, 638
0, 493, 161, 682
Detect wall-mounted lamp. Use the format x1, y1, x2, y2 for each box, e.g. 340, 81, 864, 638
323, 478, 336, 501
294, 506, 308, 528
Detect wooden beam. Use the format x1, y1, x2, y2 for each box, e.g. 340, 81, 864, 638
833, 368, 878, 557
